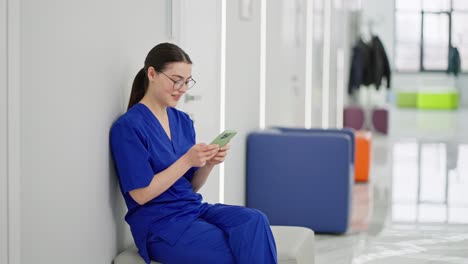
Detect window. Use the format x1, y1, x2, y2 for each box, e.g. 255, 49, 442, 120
395, 0, 468, 72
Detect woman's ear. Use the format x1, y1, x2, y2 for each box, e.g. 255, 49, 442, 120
147, 66, 157, 82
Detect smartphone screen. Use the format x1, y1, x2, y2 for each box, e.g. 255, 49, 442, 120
210, 130, 237, 147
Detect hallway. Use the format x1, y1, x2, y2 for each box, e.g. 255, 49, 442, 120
316, 107, 468, 263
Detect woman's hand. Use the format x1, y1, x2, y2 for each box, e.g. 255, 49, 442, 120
206, 144, 230, 166
184, 143, 219, 167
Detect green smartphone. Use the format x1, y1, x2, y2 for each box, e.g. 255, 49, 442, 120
210, 130, 237, 147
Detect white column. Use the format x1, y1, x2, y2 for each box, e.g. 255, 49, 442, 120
7, 0, 21, 262
0, 0, 8, 262
322, 0, 332, 128
224, 0, 262, 205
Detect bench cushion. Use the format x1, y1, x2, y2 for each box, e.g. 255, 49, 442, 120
114, 226, 315, 264
273, 226, 315, 264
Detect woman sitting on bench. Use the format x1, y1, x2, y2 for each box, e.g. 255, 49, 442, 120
110, 42, 277, 264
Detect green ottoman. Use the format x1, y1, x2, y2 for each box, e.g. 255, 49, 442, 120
417, 92, 459, 109
396, 91, 459, 109
397, 92, 418, 108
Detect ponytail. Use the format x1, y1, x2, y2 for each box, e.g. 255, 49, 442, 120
127, 43, 192, 110
127, 68, 147, 110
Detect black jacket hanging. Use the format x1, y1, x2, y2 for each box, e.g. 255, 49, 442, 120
348, 44, 363, 95
348, 35, 391, 94
447, 46, 461, 76
348, 39, 372, 95
368, 36, 391, 90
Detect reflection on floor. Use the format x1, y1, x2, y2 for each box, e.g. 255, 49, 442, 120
315, 108, 468, 264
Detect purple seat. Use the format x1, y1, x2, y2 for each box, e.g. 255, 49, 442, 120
343, 106, 365, 130
371, 108, 388, 134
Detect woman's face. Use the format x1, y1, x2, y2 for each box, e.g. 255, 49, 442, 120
147, 62, 192, 108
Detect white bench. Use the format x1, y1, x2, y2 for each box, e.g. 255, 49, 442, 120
114, 226, 315, 264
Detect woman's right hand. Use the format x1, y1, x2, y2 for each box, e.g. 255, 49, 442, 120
184, 143, 220, 167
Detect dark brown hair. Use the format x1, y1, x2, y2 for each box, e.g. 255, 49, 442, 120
127, 43, 192, 110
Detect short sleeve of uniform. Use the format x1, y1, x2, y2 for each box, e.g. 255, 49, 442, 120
110, 123, 155, 193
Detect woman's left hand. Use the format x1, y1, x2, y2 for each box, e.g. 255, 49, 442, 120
206, 144, 230, 166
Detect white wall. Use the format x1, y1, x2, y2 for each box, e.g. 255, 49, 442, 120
1, 0, 8, 262
224, 0, 262, 205
18, 0, 168, 262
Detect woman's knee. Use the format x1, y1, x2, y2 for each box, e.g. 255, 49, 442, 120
245, 208, 271, 226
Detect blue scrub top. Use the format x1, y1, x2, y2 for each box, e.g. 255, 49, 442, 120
110, 103, 208, 264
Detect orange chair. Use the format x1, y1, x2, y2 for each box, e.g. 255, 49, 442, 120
354, 131, 372, 182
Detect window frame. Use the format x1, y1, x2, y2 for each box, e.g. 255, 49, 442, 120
394, 0, 468, 73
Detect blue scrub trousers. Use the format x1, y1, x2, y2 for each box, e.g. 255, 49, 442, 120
148, 204, 278, 264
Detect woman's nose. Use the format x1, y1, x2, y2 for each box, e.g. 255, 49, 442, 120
178, 84, 188, 93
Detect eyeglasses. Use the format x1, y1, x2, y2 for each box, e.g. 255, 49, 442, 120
158, 71, 196, 91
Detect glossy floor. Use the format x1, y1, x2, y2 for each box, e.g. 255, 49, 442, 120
315, 108, 468, 264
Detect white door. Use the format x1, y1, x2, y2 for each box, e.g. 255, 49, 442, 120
328, 0, 347, 128
265, 0, 306, 128
223, 0, 262, 206
0, 0, 8, 261
328, 0, 339, 128
311, 0, 325, 127
174, 0, 222, 204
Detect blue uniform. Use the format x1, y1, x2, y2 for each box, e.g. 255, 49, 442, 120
110, 103, 277, 264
